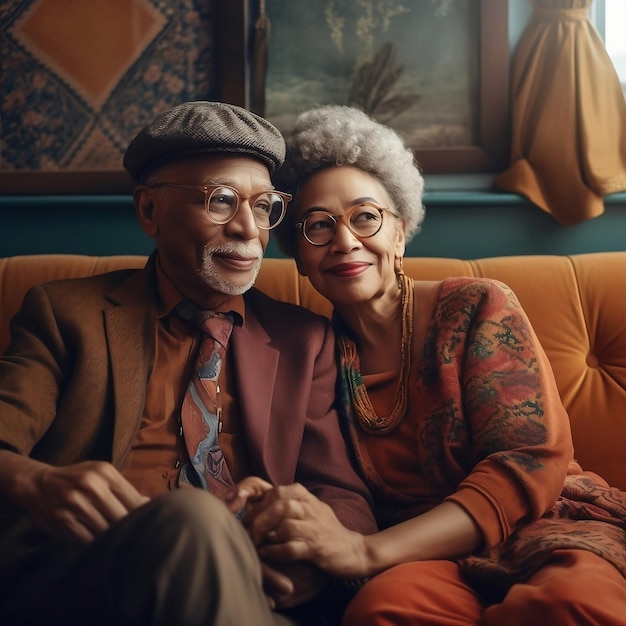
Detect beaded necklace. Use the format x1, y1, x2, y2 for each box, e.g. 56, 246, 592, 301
336, 273, 414, 435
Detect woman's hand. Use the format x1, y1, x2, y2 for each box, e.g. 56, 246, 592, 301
242, 482, 370, 579
227, 477, 330, 607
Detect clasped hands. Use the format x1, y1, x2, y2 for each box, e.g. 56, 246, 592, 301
225, 477, 368, 608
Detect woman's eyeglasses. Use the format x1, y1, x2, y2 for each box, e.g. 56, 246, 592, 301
296, 203, 398, 246
147, 182, 292, 230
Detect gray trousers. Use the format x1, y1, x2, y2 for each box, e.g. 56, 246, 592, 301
1, 490, 295, 626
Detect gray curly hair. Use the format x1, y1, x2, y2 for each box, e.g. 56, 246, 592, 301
274, 105, 425, 258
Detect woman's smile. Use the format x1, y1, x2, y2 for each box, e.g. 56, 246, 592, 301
325, 262, 371, 278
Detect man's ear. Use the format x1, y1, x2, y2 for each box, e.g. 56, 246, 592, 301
134, 186, 158, 237
294, 255, 307, 277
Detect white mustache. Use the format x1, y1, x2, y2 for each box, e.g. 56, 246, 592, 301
204, 241, 263, 260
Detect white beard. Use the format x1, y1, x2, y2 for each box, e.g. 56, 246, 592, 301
198, 241, 264, 295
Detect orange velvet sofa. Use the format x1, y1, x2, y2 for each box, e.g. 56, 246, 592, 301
0, 252, 624, 491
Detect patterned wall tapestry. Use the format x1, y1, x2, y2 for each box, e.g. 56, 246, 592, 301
0, 0, 217, 188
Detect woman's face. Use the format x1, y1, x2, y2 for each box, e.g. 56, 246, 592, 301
294, 166, 406, 307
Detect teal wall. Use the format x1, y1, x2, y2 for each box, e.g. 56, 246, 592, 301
1, 190, 624, 259
1, 0, 624, 260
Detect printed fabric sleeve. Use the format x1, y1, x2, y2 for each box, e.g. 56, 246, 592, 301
419, 278, 574, 547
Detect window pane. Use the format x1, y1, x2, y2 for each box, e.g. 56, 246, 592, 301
605, 0, 626, 89
592, 0, 626, 96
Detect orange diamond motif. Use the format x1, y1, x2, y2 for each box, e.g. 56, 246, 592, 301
12, 0, 166, 110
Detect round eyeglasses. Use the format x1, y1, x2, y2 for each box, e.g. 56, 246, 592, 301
147, 182, 292, 230
296, 203, 398, 246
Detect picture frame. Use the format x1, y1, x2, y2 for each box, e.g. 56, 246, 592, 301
0, 0, 214, 195
218, 0, 510, 175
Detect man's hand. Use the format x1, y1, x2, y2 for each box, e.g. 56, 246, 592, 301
225, 475, 274, 515
0, 451, 148, 543
261, 561, 328, 609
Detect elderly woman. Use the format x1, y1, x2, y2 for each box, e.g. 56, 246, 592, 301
230, 105, 626, 626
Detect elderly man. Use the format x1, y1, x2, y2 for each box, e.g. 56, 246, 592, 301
0, 102, 376, 626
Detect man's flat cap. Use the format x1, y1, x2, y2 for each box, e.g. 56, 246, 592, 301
123, 101, 285, 182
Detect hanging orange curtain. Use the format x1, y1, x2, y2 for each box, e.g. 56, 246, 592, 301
494, 0, 626, 226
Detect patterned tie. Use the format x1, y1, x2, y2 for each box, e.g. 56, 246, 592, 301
176, 301, 238, 501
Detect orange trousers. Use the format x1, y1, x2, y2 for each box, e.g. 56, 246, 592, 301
343, 549, 626, 626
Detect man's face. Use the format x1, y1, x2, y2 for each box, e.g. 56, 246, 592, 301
136, 155, 274, 308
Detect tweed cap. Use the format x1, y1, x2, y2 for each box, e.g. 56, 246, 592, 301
123, 101, 285, 182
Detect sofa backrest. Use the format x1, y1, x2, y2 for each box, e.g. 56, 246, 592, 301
1, 252, 625, 490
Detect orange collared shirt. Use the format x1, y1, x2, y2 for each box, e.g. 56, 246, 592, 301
121, 258, 248, 498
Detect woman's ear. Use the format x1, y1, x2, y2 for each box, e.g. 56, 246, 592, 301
134, 186, 158, 237
395, 220, 407, 259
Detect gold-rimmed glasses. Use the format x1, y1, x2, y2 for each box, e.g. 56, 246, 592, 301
147, 183, 292, 230
296, 203, 398, 246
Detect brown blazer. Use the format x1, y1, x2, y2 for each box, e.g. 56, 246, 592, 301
0, 257, 376, 580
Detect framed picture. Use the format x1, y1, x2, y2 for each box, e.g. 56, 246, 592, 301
218, 0, 510, 174
0, 0, 215, 194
